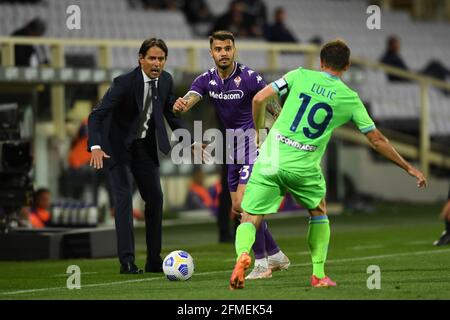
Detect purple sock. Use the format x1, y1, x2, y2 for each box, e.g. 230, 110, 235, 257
264, 221, 280, 256
252, 220, 267, 259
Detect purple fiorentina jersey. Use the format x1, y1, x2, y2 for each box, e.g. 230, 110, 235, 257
190, 62, 266, 191
189, 62, 267, 131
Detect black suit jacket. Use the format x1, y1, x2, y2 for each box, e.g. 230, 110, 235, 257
88, 67, 188, 166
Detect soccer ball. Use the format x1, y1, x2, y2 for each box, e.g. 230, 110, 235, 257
162, 250, 194, 281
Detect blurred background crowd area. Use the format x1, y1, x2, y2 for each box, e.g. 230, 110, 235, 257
0, 0, 449, 229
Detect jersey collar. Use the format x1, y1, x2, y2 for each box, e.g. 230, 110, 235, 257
321, 71, 339, 80
216, 61, 237, 82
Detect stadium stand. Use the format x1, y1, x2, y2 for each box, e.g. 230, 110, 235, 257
0, 0, 449, 205
1, 0, 448, 140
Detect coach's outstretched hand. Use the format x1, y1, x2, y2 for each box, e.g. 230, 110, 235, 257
407, 166, 427, 188
90, 148, 110, 169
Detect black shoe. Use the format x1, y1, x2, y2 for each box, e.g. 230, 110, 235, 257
433, 231, 450, 246
120, 262, 143, 274
145, 259, 163, 273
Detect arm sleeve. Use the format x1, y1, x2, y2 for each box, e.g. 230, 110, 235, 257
250, 71, 267, 94
351, 97, 376, 133
87, 78, 124, 151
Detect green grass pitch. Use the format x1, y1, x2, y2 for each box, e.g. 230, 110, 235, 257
1, 202, 449, 300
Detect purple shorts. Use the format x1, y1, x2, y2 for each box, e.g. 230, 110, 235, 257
227, 163, 254, 192
226, 140, 258, 192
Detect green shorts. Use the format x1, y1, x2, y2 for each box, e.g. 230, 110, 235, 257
241, 163, 326, 214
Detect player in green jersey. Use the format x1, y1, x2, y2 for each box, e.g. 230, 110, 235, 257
229, 39, 427, 290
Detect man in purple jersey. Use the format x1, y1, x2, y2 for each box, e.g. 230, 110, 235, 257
173, 31, 290, 279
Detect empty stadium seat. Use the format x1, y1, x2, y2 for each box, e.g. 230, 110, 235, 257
1, 0, 449, 136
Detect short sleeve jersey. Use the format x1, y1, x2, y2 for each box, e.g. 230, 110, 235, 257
189, 62, 267, 163
189, 62, 266, 131
260, 67, 375, 173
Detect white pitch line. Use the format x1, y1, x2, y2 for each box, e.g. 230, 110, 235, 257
316, 248, 450, 266
0, 277, 164, 296
350, 244, 384, 250
51, 272, 98, 278
406, 240, 433, 245
1, 248, 449, 296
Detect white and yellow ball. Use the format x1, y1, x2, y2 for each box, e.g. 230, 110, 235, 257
162, 250, 194, 281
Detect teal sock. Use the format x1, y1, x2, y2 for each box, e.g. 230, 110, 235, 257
307, 215, 330, 279
235, 222, 256, 260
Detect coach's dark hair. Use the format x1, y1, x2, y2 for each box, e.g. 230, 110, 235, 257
139, 38, 168, 59
209, 30, 235, 47
320, 39, 350, 71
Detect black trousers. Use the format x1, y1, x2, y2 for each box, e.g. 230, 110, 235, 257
108, 139, 163, 267
217, 164, 233, 241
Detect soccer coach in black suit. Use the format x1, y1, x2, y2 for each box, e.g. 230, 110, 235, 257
88, 38, 191, 274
